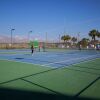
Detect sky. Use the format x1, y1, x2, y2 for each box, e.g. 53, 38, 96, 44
0, 0, 100, 42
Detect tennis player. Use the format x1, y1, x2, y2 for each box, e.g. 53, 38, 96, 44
31, 45, 34, 56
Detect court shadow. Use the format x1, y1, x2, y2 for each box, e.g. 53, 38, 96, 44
0, 87, 96, 100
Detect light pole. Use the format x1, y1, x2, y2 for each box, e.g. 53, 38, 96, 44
45, 32, 47, 47
28, 31, 32, 42
77, 32, 80, 43
77, 32, 81, 50
11, 29, 15, 47
59, 34, 61, 43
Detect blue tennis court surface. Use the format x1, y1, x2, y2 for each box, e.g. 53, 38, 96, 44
0, 49, 100, 68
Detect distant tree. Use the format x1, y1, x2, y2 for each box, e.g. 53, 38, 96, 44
61, 35, 71, 47
66, 35, 71, 42
61, 35, 71, 43
61, 35, 66, 43
82, 38, 90, 41
97, 31, 100, 38
71, 37, 77, 44
81, 38, 89, 48
88, 29, 99, 41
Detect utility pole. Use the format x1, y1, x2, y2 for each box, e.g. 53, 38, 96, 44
77, 32, 81, 50
28, 31, 32, 42
77, 32, 80, 42
46, 32, 47, 47
11, 29, 15, 48
59, 34, 61, 43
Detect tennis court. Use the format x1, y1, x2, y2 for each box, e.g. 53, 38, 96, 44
0, 49, 100, 100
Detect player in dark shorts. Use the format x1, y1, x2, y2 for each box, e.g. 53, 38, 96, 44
31, 45, 34, 55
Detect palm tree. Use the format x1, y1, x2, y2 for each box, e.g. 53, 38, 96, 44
61, 35, 66, 43
88, 29, 98, 41
66, 35, 71, 42
71, 37, 77, 44
97, 31, 100, 38
88, 29, 100, 48
61, 35, 71, 43
61, 35, 71, 47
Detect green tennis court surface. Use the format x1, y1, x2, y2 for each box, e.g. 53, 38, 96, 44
0, 60, 52, 83
0, 58, 100, 99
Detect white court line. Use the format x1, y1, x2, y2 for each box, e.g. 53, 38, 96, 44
0, 53, 29, 56
0, 58, 55, 68
61, 58, 100, 69
41, 54, 100, 66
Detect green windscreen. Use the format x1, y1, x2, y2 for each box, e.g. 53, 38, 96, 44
29, 40, 39, 48
33, 40, 39, 48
